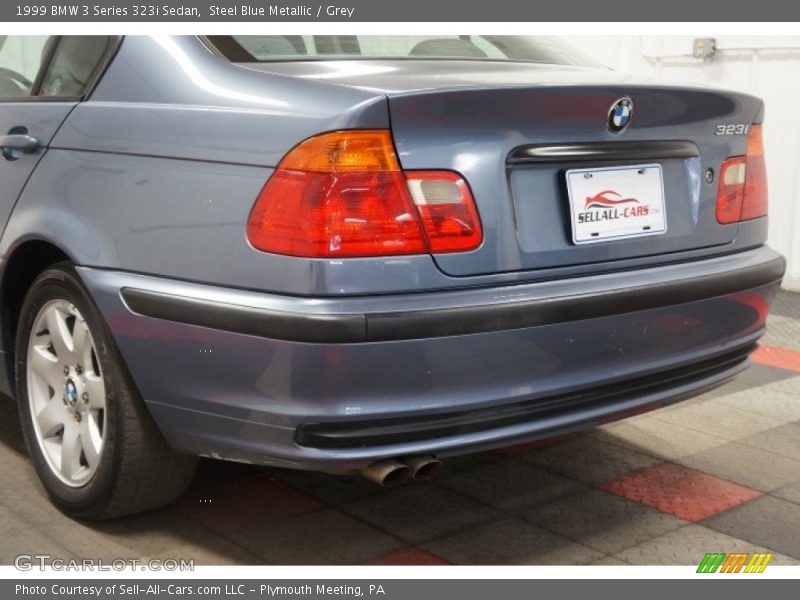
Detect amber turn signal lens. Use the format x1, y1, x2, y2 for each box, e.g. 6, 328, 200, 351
277, 130, 402, 173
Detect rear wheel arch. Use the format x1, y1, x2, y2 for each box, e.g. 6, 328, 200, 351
1, 239, 73, 392
13, 261, 197, 518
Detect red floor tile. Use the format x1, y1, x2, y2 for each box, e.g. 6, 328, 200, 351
364, 548, 450, 565
598, 463, 762, 522
494, 434, 576, 457
752, 344, 800, 373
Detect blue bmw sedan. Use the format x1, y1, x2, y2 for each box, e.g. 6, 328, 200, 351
0, 35, 784, 518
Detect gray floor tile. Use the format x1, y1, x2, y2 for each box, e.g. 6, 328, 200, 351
232, 508, 403, 564
755, 374, 800, 399
649, 393, 714, 414
616, 523, 800, 565
273, 470, 384, 506
702, 496, 800, 559
713, 386, 800, 422
0, 482, 140, 560
768, 291, 800, 320
437, 460, 587, 515
0, 525, 72, 564
739, 422, 800, 460
94, 509, 243, 559
590, 555, 630, 565
340, 483, 502, 545
763, 314, 800, 351
0, 504, 28, 544
523, 435, 662, 484
590, 417, 728, 460
701, 365, 799, 400
521, 487, 684, 554
143, 538, 264, 565
772, 480, 800, 505
422, 517, 602, 565
0, 503, 76, 564
650, 401, 784, 441
590, 412, 656, 431
0, 460, 38, 503
678, 441, 800, 492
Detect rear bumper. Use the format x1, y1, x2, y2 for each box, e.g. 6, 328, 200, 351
296, 344, 755, 449
79, 246, 784, 471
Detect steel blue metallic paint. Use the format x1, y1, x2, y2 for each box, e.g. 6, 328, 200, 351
80, 259, 777, 470
0, 35, 786, 472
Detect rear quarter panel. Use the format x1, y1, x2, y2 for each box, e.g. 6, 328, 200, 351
0, 35, 450, 296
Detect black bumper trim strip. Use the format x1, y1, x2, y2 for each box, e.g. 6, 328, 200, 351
121, 254, 785, 344
366, 255, 785, 342
296, 344, 755, 449
122, 288, 366, 344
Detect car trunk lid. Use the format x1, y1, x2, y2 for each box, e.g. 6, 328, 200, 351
387, 82, 762, 277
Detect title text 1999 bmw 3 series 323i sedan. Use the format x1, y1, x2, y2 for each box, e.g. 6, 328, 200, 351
0, 35, 785, 519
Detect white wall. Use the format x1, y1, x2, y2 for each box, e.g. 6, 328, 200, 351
562, 36, 800, 291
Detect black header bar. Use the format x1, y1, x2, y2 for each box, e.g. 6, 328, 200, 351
3, 0, 799, 22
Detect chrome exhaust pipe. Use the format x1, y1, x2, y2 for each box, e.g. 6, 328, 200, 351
361, 459, 412, 486
400, 455, 443, 481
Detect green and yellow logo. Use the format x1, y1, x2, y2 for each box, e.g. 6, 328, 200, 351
697, 552, 773, 573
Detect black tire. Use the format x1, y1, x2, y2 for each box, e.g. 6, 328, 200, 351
15, 262, 198, 520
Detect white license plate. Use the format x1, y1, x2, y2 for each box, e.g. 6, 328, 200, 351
565, 164, 667, 244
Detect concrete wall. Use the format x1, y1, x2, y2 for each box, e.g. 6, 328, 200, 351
562, 36, 800, 291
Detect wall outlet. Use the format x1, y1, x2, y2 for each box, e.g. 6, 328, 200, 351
693, 38, 717, 59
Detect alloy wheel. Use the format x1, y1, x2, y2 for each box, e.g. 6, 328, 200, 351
25, 299, 107, 487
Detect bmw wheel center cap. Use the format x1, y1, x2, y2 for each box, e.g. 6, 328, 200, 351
65, 379, 78, 407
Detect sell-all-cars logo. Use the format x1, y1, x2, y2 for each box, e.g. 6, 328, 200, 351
585, 190, 640, 209
697, 552, 773, 574
608, 97, 633, 132
577, 190, 649, 224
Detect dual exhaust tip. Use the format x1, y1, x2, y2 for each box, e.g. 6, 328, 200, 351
361, 455, 442, 487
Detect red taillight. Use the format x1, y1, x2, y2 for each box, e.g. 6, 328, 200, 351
405, 171, 482, 253
716, 156, 746, 224
741, 124, 768, 220
716, 124, 768, 224
247, 130, 482, 258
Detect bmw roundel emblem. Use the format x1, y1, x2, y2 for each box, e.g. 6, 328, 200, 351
65, 380, 78, 406
608, 97, 634, 133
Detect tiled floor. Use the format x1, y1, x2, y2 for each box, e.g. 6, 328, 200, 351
1, 292, 800, 566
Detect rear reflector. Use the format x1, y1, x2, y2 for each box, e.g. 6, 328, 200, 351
716, 124, 768, 224
247, 130, 482, 258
